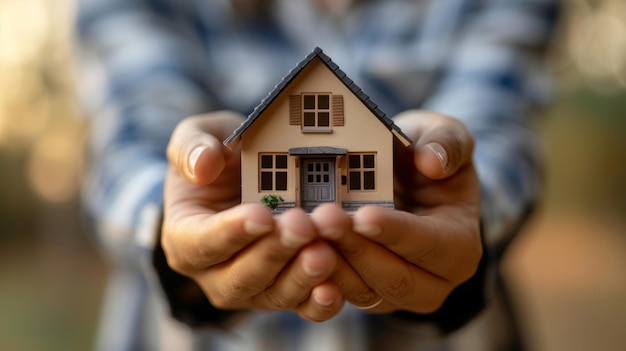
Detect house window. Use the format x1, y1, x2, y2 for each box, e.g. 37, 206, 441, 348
348, 153, 376, 191
289, 94, 343, 127
260, 154, 288, 191
302, 94, 330, 128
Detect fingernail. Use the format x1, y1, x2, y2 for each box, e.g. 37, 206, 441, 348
353, 224, 381, 237
354, 297, 383, 310
303, 262, 324, 277
426, 142, 448, 173
244, 220, 272, 236
319, 228, 343, 240
280, 229, 310, 249
313, 291, 334, 307
188, 145, 207, 176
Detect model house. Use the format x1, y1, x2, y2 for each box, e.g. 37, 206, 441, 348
224, 47, 411, 213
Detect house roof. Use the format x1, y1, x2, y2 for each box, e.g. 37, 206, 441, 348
223, 47, 412, 148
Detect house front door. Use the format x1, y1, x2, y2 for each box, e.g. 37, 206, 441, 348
301, 158, 335, 211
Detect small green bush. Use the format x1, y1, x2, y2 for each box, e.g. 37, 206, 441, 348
260, 194, 284, 210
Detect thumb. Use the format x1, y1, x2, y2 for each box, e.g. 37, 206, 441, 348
166, 111, 245, 184
394, 110, 474, 180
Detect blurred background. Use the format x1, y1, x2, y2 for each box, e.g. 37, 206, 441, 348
0, 0, 625, 350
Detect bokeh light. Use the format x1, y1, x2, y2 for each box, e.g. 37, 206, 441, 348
556, 0, 626, 92
0, 0, 83, 203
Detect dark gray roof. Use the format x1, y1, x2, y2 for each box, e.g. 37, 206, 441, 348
223, 47, 412, 147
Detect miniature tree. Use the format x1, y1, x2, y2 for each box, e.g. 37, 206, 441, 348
260, 194, 284, 210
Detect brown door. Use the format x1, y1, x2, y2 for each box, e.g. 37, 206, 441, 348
301, 158, 335, 212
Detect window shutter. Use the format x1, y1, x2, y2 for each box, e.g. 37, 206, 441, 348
332, 95, 344, 126
289, 95, 301, 125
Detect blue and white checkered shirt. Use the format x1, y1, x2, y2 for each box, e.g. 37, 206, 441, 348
76, 0, 559, 350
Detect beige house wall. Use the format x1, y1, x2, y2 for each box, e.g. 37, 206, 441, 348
239, 57, 395, 208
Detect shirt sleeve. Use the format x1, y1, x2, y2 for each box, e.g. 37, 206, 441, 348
76, 0, 231, 328
390, 0, 560, 332
424, 0, 559, 251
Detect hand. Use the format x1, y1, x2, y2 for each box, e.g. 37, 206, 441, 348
161, 112, 374, 321
313, 111, 482, 314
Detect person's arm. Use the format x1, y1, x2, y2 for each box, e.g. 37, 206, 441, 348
78, 0, 382, 328
313, 0, 560, 333
396, 1, 560, 332
424, 0, 559, 250
406, 0, 560, 328
161, 112, 378, 323
76, 0, 224, 326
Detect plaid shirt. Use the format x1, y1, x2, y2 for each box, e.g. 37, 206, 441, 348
77, 0, 559, 350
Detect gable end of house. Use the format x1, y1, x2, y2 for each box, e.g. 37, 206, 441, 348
224, 47, 412, 148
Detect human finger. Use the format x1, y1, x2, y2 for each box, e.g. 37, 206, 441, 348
161, 202, 275, 274
352, 206, 482, 285
324, 221, 452, 313
201, 208, 320, 309
296, 280, 344, 322
253, 241, 343, 321
166, 111, 245, 184
394, 110, 474, 179
310, 204, 384, 308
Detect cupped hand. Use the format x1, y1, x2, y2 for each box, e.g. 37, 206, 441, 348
313, 111, 483, 314
161, 112, 374, 321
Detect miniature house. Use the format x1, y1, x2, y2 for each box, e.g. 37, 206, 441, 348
224, 47, 411, 212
